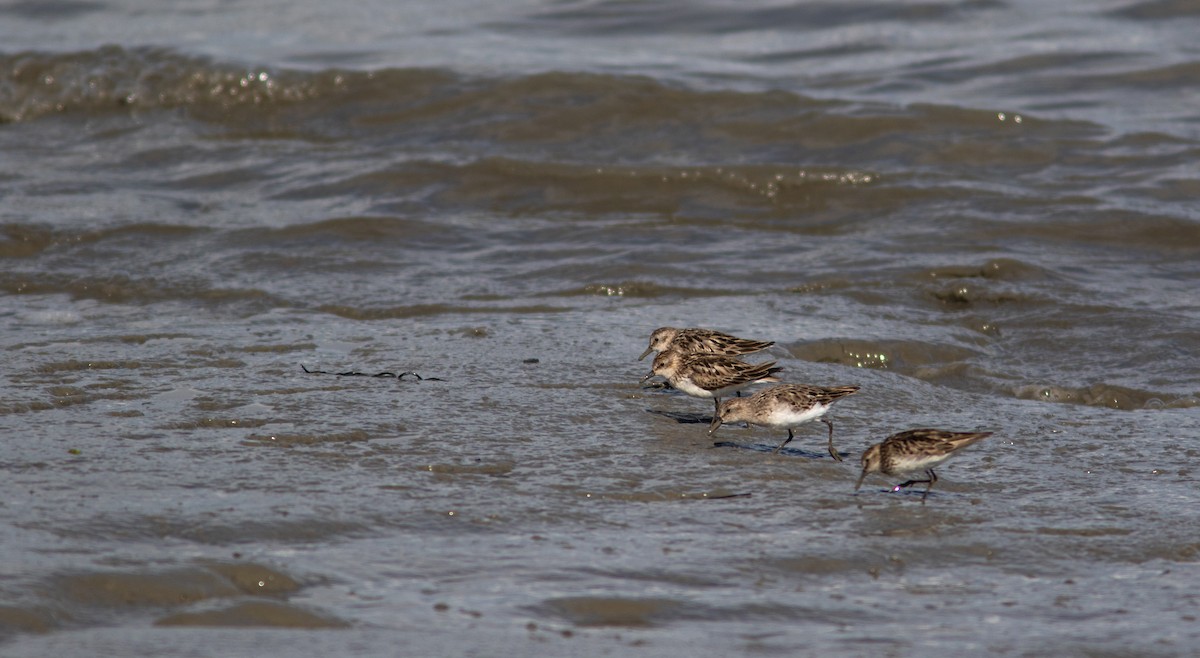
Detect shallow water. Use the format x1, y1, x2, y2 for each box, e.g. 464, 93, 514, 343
2, 0, 1199, 655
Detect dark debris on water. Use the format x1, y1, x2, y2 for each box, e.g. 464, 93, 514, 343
300, 364, 445, 381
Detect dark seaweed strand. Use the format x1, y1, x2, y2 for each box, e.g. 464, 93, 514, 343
300, 364, 444, 381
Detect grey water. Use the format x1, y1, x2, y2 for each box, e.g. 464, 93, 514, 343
2, 0, 1199, 655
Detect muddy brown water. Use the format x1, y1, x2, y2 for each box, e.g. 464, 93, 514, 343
2, 1, 1199, 655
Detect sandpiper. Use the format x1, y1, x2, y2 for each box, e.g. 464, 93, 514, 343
708, 383, 859, 461
638, 327, 774, 361
855, 428, 993, 502
642, 350, 782, 415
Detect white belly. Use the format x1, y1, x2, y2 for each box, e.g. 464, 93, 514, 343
673, 378, 717, 399
761, 402, 830, 428
889, 452, 953, 475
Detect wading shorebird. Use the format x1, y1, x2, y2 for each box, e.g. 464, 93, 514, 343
638, 327, 773, 361
708, 383, 860, 461
642, 350, 782, 415
855, 428, 993, 503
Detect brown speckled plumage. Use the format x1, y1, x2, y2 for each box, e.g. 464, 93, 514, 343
642, 350, 782, 414
856, 429, 993, 502
638, 327, 773, 361
709, 383, 860, 461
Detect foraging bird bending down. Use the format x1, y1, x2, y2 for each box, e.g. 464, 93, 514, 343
642, 350, 782, 415
708, 383, 860, 461
855, 428, 993, 502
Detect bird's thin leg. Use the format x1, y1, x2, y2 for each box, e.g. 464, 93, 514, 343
895, 473, 934, 491
821, 418, 842, 462
920, 469, 939, 503
772, 428, 795, 454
